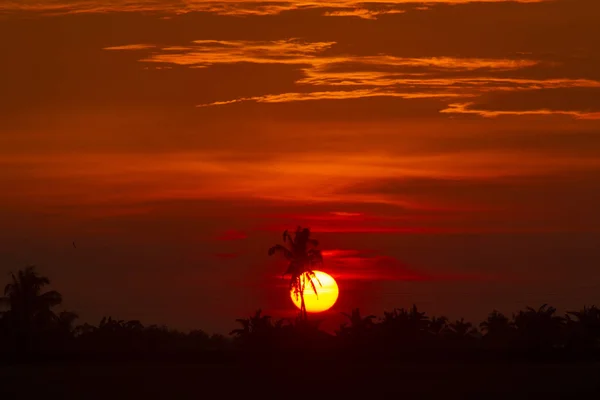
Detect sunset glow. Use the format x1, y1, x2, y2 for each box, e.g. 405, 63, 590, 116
2, 0, 600, 334
291, 271, 339, 313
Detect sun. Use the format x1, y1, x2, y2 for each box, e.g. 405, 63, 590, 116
290, 270, 339, 313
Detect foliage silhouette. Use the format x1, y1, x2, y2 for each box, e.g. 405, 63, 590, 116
268, 226, 323, 321
480, 310, 514, 348
1, 265, 600, 363
513, 304, 565, 351
565, 306, 600, 350
446, 318, 479, 344
337, 308, 377, 345
0, 266, 67, 354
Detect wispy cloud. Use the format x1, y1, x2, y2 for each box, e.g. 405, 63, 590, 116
321, 248, 497, 281
104, 44, 156, 51
0, 1, 552, 18
323, 8, 406, 19
140, 39, 336, 66
196, 89, 469, 107
325, 249, 428, 281
106, 38, 600, 118
441, 102, 600, 120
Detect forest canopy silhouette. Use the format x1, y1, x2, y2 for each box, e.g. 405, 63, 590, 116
1, 263, 599, 363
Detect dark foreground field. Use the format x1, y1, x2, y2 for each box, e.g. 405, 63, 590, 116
2, 361, 600, 399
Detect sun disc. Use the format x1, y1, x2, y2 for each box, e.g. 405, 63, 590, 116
290, 270, 339, 313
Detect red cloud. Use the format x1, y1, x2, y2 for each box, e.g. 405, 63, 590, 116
320, 248, 496, 282
319, 248, 427, 281
256, 210, 476, 234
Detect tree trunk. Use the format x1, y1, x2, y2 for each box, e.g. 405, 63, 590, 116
301, 294, 307, 321
300, 274, 308, 321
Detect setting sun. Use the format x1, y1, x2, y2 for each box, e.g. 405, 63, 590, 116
290, 270, 339, 313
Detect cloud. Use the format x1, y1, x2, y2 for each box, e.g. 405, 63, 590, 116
103, 44, 156, 51
0, 1, 552, 18
440, 87, 600, 119
322, 248, 429, 281
103, 38, 600, 118
441, 102, 600, 120
196, 89, 468, 106
323, 8, 406, 19
140, 39, 336, 66
321, 248, 496, 282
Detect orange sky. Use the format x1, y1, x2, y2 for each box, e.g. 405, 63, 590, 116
1, 0, 600, 333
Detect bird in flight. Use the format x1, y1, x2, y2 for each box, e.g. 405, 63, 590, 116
72, 241, 77, 249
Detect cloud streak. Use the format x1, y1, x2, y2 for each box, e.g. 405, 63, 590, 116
0, 1, 552, 19
321, 248, 498, 282
104, 38, 600, 118
441, 102, 600, 120
104, 44, 157, 51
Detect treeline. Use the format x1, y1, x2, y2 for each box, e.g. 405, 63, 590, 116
1, 266, 600, 362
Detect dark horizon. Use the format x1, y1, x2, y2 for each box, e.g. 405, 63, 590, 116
1, 263, 599, 341
3, 230, 599, 335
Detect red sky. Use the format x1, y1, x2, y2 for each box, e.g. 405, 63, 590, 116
1, 0, 600, 334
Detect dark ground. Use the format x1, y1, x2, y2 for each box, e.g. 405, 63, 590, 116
1, 361, 600, 399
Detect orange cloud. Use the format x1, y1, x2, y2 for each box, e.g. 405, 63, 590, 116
0, 1, 552, 18
104, 38, 600, 119
196, 89, 469, 107
7, 148, 599, 215
323, 8, 406, 19
133, 40, 540, 73
441, 102, 600, 120
104, 44, 156, 51
139, 39, 336, 66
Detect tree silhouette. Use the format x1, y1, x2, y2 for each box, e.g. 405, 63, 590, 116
446, 318, 478, 342
57, 311, 79, 333
480, 310, 514, 348
4, 265, 600, 362
0, 265, 63, 353
379, 305, 431, 344
565, 305, 600, 350
230, 309, 273, 338
337, 308, 376, 343
268, 226, 323, 320
513, 304, 565, 350
429, 315, 448, 336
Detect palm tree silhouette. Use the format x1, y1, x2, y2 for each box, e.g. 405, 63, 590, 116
513, 304, 565, 350
338, 308, 376, 340
0, 265, 63, 352
447, 318, 478, 340
428, 315, 448, 337
566, 305, 600, 349
480, 310, 511, 334
480, 310, 513, 347
230, 309, 273, 337
268, 226, 323, 320
56, 311, 79, 335
380, 305, 430, 342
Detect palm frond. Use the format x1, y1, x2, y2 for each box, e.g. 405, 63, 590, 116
39, 290, 63, 307
268, 244, 292, 259
307, 274, 319, 298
